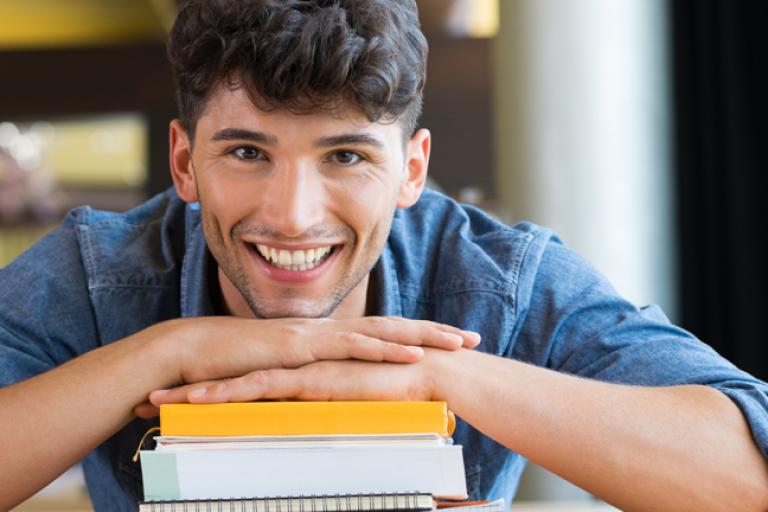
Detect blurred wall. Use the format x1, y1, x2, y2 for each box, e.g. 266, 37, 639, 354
493, 0, 676, 318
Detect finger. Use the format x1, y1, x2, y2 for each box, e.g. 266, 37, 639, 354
308, 331, 424, 365
407, 319, 482, 348
188, 362, 417, 404
350, 317, 481, 350
186, 369, 303, 403
158, 354, 407, 405
149, 382, 217, 405
372, 317, 482, 349
395, 318, 482, 348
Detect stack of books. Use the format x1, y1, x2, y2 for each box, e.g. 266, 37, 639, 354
137, 401, 504, 512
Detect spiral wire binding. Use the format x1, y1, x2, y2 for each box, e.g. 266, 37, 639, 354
141, 492, 431, 512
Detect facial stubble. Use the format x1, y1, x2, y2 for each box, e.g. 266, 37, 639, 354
197, 191, 397, 319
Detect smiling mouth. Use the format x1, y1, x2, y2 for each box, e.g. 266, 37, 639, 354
250, 243, 337, 271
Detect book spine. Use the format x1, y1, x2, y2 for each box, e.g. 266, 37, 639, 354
160, 402, 455, 437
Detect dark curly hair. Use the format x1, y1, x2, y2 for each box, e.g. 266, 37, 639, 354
167, 0, 428, 141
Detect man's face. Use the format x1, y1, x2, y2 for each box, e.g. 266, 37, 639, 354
170, 86, 428, 319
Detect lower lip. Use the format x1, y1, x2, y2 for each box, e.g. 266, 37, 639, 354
247, 245, 340, 283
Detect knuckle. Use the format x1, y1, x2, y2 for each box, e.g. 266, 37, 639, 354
244, 370, 268, 386
210, 379, 231, 395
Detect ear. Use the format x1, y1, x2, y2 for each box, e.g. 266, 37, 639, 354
169, 119, 199, 202
396, 128, 431, 208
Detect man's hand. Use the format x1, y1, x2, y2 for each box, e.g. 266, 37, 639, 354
135, 317, 479, 416
148, 347, 457, 406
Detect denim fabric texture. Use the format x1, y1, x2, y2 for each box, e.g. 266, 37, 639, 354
2, 188, 767, 511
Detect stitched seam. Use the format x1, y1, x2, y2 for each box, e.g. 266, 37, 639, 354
510, 231, 537, 323
76, 225, 98, 291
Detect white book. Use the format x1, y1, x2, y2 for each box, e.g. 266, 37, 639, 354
154, 433, 450, 451
140, 444, 467, 501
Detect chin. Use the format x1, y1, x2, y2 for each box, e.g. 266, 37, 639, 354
246, 299, 340, 319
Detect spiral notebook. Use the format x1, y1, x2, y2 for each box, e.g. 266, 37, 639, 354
138, 495, 507, 512
138, 493, 434, 512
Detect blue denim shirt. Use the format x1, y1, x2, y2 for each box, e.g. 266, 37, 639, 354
2, 188, 768, 511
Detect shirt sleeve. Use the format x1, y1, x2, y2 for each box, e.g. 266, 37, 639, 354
0, 212, 99, 387
512, 236, 768, 458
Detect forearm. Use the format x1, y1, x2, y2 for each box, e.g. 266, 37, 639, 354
431, 349, 768, 512
0, 323, 178, 509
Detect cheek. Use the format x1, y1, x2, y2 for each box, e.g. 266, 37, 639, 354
197, 176, 256, 230
336, 188, 397, 259
199, 205, 226, 254
330, 174, 400, 227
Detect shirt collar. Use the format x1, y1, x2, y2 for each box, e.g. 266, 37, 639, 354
179, 202, 217, 317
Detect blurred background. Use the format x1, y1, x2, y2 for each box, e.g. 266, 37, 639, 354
1, 0, 766, 510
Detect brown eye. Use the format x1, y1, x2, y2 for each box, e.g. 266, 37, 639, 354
332, 151, 362, 165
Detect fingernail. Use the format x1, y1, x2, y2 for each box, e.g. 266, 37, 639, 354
188, 388, 207, 399
152, 389, 169, 395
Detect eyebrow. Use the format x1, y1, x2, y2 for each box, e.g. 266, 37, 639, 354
211, 128, 278, 146
210, 128, 385, 150
315, 133, 385, 150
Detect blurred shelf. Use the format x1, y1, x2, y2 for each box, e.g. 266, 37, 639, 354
0, 224, 54, 266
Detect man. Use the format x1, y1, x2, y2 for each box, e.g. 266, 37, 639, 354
1, 1, 767, 510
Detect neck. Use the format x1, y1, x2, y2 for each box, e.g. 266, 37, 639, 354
329, 273, 370, 319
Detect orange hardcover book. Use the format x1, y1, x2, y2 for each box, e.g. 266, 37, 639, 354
159, 401, 456, 437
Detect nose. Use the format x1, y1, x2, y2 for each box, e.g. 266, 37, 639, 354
260, 161, 326, 238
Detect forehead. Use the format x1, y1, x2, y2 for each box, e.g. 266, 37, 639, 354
196, 85, 400, 141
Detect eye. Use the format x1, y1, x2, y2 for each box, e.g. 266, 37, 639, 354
232, 146, 266, 161
329, 150, 363, 166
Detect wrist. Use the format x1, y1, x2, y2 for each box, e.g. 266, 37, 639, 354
140, 318, 196, 388
423, 347, 469, 403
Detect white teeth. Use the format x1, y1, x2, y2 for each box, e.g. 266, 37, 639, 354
253, 244, 334, 271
